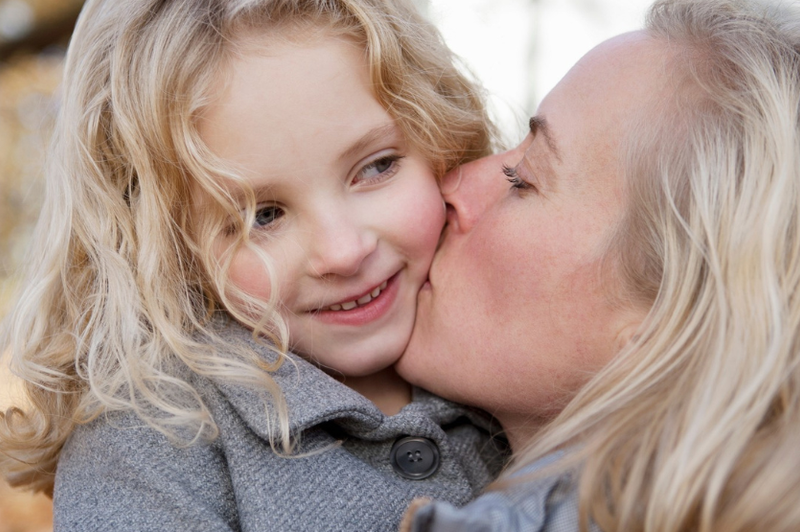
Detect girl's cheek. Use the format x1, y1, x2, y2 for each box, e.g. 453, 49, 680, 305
226, 248, 274, 302
409, 181, 447, 259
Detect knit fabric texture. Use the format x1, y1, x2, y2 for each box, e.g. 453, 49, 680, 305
53, 319, 508, 531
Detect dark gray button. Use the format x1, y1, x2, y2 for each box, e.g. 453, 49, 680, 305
390, 437, 440, 480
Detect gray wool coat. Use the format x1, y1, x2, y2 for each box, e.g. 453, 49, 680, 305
53, 320, 508, 532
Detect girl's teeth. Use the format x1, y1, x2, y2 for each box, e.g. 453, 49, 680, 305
326, 280, 389, 311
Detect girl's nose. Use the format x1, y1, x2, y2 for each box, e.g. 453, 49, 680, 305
442, 153, 509, 234
307, 215, 377, 278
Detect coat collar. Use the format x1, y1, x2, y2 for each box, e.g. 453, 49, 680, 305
204, 317, 498, 443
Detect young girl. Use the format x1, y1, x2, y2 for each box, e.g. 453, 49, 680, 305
0, 0, 506, 530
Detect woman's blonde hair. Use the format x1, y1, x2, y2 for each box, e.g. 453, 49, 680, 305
510, 0, 800, 530
0, 0, 495, 494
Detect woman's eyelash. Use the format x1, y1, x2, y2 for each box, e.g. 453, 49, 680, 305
502, 163, 518, 180
502, 164, 535, 191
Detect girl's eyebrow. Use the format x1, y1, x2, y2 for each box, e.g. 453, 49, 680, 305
338, 123, 401, 162
221, 122, 402, 206
221, 178, 277, 207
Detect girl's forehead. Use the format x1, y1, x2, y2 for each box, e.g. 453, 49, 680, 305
227, 17, 363, 53
205, 27, 367, 107
194, 33, 406, 198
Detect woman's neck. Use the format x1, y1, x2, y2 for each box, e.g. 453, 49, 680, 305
497, 413, 549, 452
337, 366, 412, 416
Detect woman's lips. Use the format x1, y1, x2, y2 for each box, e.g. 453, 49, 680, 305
313, 272, 400, 326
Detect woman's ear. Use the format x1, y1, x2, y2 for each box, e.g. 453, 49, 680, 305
614, 309, 647, 351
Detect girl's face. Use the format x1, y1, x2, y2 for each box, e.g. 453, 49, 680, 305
197, 34, 445, 378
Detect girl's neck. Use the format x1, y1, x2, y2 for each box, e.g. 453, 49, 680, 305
337, 366, 412, 416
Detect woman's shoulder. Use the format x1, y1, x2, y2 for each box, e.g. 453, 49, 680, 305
404, 451, 593, 532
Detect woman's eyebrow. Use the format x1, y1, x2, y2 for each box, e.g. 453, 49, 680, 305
530, 115, 561, 162
338, 123, 400, 163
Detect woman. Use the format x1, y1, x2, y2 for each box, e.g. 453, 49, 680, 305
398, 0, 800, 530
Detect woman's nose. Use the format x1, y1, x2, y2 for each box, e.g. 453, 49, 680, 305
442, 153, 508, 233
307, 215, 377, 277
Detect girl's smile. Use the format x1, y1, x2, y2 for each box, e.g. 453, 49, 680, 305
311, 274, 396, 324
319, 278, 389, 312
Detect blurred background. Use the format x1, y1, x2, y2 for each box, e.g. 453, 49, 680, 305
0, 0, 81, 528
0, 0, 652, 529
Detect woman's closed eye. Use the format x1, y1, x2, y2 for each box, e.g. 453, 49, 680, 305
502, 163, 537, 193
354, 154, 405, 185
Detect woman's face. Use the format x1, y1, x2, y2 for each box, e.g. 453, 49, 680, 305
396, 32, 664, 447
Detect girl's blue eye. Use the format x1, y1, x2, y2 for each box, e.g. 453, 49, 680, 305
254, 205, 283, 227
355, 154, 404, 184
